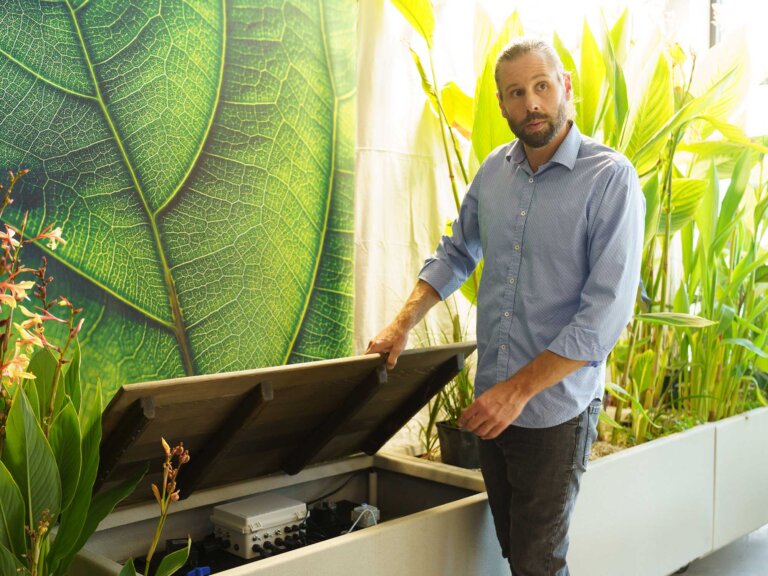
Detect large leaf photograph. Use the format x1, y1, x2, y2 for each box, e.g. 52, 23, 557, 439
0, 0, 356, 393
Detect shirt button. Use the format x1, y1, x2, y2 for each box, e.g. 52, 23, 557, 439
500, 344, 506, 351
514, 244, 520, 251
528, 177, 534, 183
509, 277, 515, 284
520, 210, 526, 216
504, 311, 510, 317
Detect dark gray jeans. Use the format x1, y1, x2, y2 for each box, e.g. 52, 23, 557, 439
479, 398, 601, 576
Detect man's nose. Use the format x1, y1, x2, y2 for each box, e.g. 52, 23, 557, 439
525, 95, 541, 112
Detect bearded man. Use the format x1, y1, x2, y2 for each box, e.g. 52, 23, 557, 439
367, 37, 644, 575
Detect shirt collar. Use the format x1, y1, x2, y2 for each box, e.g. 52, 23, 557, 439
505, 121, 581, 171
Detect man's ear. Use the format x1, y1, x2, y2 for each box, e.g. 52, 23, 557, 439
497, 92, 508, 118
564, 72, 573, 100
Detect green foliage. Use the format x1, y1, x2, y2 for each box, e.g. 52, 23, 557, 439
0, 347, 143, 575
392, 2, 768, 449
0, 0, 357, 393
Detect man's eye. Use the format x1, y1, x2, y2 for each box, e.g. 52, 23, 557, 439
538, 82, 548, 90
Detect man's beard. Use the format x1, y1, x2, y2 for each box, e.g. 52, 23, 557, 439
507, 101, 568, 148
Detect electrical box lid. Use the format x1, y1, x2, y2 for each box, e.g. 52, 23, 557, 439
211, 494, 307, 534
96, 342, 476, 506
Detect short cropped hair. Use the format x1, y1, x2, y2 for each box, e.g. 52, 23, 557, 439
494, 38, 566, 93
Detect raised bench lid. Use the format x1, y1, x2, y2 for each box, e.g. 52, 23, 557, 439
96, 342, 476, 505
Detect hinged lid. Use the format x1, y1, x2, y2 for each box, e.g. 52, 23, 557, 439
97, 342, 476, 506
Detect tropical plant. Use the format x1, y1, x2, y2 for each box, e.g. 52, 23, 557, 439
119, 438, 191, 576
0, 168, 144, 576
388, 1, 768, 448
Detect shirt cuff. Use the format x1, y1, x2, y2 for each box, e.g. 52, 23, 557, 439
418, 258, 461, 300
547, 324, 610, 366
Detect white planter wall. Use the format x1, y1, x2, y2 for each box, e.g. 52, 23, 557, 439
713, 406, 768, 550
568, 425, 715, 576
74, 409, 768, 576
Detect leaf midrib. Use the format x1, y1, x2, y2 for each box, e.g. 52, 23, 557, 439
282, 0, 344, 363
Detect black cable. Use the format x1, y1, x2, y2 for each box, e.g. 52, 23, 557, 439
305, 472, 360, 505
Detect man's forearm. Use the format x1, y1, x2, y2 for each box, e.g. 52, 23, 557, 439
392, 279, 441, 331
459, 350, 587, 439
508, 350, 588, 400
366, 279, 441, 368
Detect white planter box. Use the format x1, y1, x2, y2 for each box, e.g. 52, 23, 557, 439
74, 453, 508, 576
568, 425, 715, 576
713, 406, 768, 550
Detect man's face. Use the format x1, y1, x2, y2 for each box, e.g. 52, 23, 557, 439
496, 52, 571, 148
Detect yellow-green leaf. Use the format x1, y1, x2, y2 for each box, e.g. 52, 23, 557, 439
657, 178, 708, 236
578, 20, 605, 137
389, 0, 435, 48
622, 54, 674, 175
635, 312, 717, 328
471, 11, 524, 168
441, 82, 474, 137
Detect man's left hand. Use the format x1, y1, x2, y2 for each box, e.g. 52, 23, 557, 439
458, 381, 529, 440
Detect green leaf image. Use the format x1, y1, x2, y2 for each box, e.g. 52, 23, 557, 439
0, 0, 356, 391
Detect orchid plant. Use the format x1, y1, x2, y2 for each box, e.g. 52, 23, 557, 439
0, 168, 144, 576
119, 438, 192, 576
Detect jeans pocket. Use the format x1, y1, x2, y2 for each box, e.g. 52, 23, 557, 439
582, 399, 601, 468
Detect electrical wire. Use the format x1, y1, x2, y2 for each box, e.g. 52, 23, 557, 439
305, 473, 360, 505
344, 507, 378, 534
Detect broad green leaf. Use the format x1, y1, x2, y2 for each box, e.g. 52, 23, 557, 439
689, 34, 749, 133
0, 462, 25, 556
1, 390, 61, 529
635, 312, 717, 328
24, 348, 58, 424
755, 265, 768, 284
632, 66, 740, 163
730, 251, 768, 295
410, 48, 439, 113
0, 543, 21, 576
621, 54, 674, 175
695, 164, 719, 257
67, 463, 147, 565
0, 1, 356, 392
441, 82, 474, 137
641, 172, 660, 249
696, 117, 768, 152
49, 380, 102, 569
723, 338, 768, 358
608, 8, 630, 65
553, 34, 580, 119
600, 17, 628, 148
119, 558, 138, 576
657, 178, 707, 236
673, 282, 690, 315
471, 11, 523, 168
64, 342, 82, 414
389, 0, 435, 48
48, 400, 81, 512
459, 259, 483, 306
631, 349, 655, 395
156, 537, 191, 576
578, 21, 605, 137
713, 150, 754, 254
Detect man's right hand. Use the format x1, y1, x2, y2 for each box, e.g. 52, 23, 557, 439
366, 320, 410, 369
365, 280, 441, 369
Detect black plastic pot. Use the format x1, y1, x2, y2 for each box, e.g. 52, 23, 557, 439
436, 421, 480, 469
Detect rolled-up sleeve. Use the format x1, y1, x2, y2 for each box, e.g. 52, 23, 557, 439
418, 166, 484, 300
547, 163, 645, 364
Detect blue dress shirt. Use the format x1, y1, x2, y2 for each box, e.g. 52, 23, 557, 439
419, 123, 644, 428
